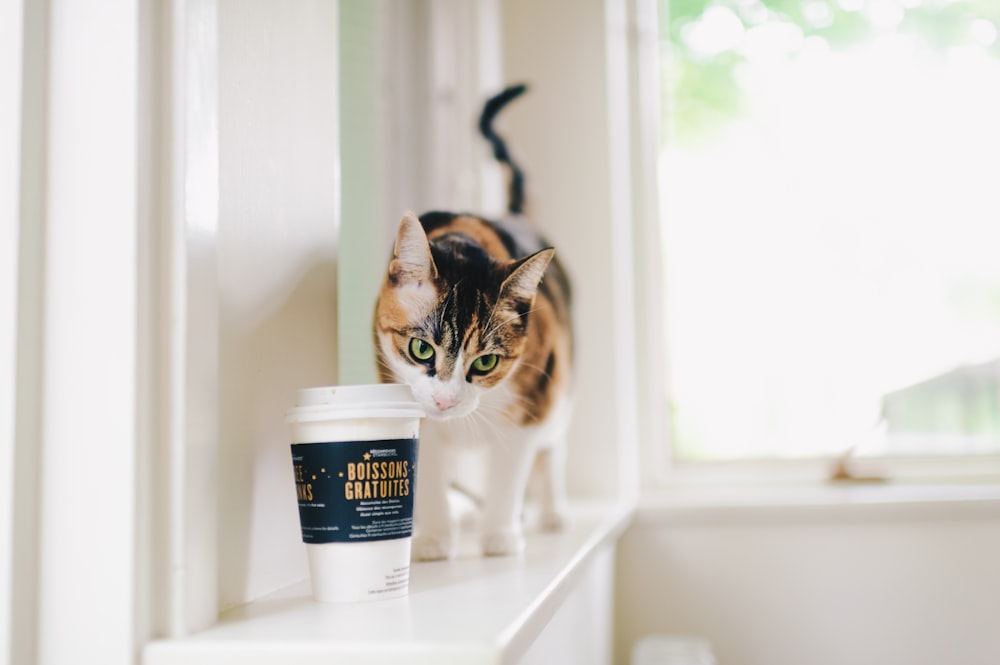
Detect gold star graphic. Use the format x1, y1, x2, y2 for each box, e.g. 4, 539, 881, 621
363, 452, 372, 461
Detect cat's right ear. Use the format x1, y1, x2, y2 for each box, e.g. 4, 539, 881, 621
389, 211, 438, 285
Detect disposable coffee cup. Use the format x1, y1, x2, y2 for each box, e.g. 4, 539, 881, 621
286, 384, 423, 603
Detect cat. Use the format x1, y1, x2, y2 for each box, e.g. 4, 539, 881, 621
373, 84, 573, 560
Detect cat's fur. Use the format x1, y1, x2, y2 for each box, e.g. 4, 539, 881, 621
374, 84, 573, 560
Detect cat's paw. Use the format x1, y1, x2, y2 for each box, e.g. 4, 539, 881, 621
537, 507, 570, 532
482, 527, 525, 557
411, 532, 455, 561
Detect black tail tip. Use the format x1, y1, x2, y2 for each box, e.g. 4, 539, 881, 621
490, 83, 529, 105
480, 83, 530, 134
500, 82, 529, 99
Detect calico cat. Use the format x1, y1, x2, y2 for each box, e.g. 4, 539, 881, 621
374, 84, 573, 560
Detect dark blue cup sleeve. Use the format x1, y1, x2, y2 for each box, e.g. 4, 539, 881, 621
290, 437, 418, 544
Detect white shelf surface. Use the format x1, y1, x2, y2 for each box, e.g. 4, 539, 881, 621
637, 483, 1000, 525
144, 501, 633, 665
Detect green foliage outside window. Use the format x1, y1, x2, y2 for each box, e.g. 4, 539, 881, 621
663, 0, 1000, 145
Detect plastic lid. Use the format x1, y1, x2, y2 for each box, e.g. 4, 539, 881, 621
286, 384, 425, 423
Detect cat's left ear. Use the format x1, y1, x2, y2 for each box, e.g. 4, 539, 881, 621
389, 211, 438, 285
500, 248, 554, 303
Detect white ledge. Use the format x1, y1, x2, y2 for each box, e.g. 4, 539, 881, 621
637, 483, 1000, 526
144, 500, 633, 665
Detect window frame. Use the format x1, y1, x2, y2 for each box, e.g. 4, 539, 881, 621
641, 0, 1000, 486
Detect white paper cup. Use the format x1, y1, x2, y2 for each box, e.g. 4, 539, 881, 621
286, 384, 423, 603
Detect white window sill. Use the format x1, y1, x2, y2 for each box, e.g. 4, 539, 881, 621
143, 500, 633, 665
637, 482, 1000, 526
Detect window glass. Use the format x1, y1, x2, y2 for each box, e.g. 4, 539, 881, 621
660, 0, 1000, 460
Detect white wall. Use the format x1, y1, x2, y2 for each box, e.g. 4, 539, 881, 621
615, 504, 1000, 665
216, 0, 340, 610
5, 1, 147, 662
0, 0, 24, 661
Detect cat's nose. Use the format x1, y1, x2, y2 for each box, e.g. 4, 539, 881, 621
433, 394, 458, 411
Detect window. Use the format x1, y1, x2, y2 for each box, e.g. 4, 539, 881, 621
659, 0, 1000, 461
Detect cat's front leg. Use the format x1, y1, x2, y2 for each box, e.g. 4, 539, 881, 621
480, 439, 537, 557
531, 444, 570, 532
411, 438, 455, 561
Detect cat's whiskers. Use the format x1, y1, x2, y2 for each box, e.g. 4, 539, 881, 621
449, 393, 515, 448
455, 408, 483, 444
373, 355, 393, 379
440, 279, 465, 331
493, 381, 531, 407
513, 360, 553, 381
478, 400, 517, 427
484, 386, 530, 429
467, 409, 499, 443
450, 405, 508, 451
473, 411, 513, 451
481, 292, 503, 340
483, 306, 541, 340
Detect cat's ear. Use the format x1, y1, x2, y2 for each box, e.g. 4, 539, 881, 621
500, 248, 554, 303
389, 211, 437, 285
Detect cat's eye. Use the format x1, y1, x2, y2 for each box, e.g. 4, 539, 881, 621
408, 338, 435, 363
471, 354, 499, 374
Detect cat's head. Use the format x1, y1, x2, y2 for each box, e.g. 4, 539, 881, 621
375, 212, 553, 420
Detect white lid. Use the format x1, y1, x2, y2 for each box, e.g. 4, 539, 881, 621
286, 384, 424, 423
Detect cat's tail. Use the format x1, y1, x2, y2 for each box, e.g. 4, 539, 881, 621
479, 83, 528, 216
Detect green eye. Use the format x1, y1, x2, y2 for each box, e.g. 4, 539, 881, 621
408, 338, 435, 363
471, 354, 499, 374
